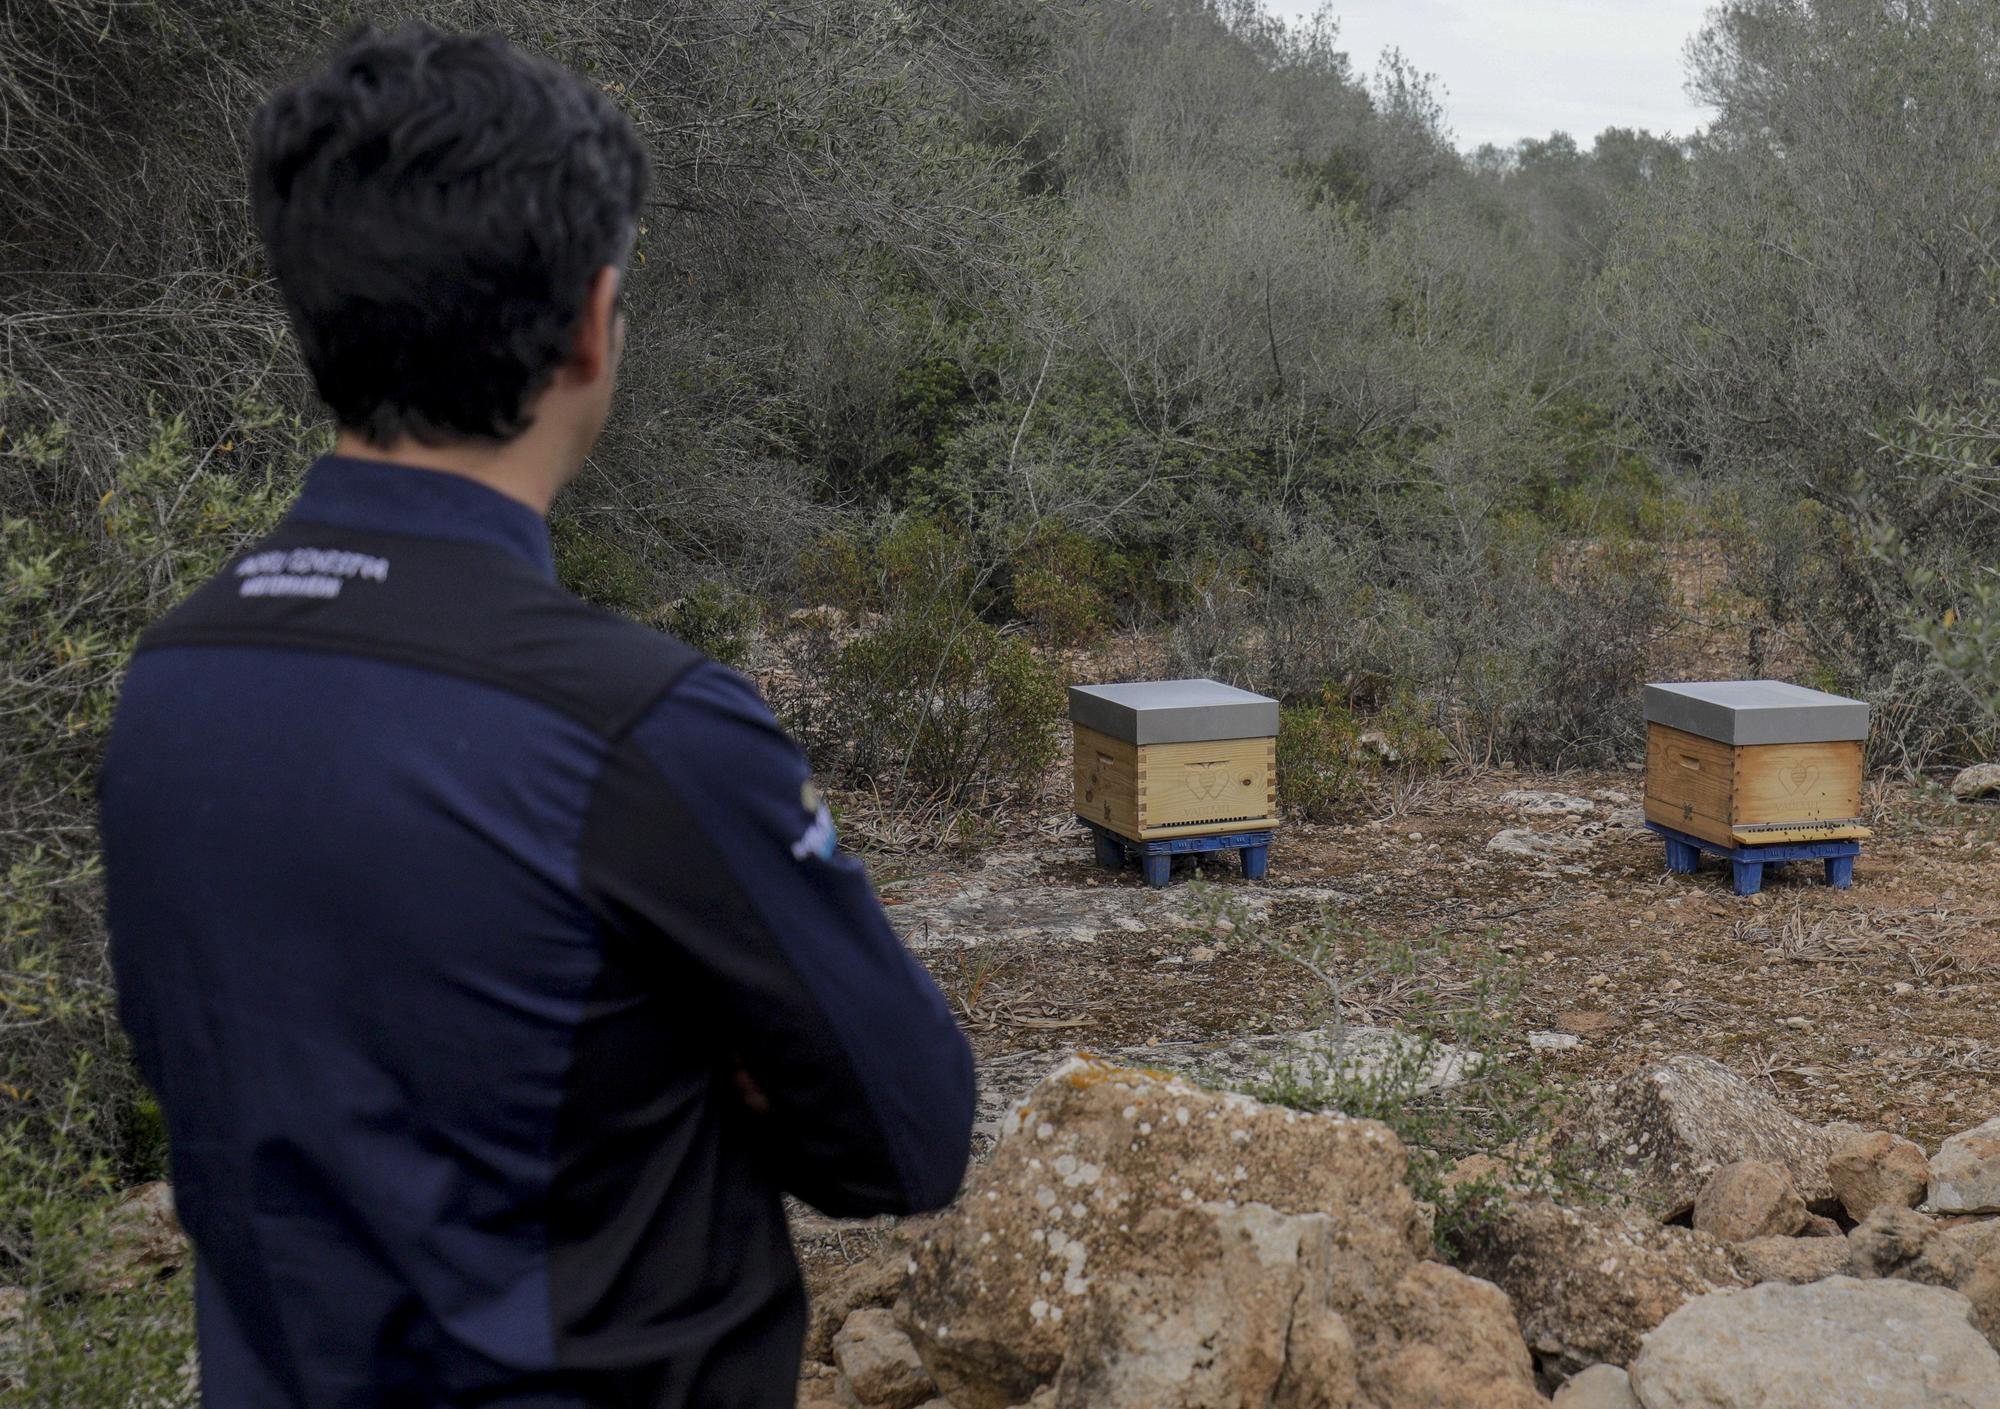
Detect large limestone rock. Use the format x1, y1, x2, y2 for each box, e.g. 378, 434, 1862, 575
1692, 1161, 1807, 1242
1044, 1200, 1360, 1409
1627, 1276, 2000, 1408
1933, 1119, 2000, 1214
1828, 1130, 1930, 1221
1454, 1198, 1745, 1376
904, 1057, 1543, 1409
1364, 1260, 1542, 1409
1556, 1056, 1854, 1219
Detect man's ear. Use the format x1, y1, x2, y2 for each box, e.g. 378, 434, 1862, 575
565, 266, 622, 384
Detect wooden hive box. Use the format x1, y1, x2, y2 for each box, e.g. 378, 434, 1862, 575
1643, 680, 1871, 847
1069, 679, 1279, 842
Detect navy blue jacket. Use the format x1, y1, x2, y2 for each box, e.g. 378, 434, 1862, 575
99, 457, 975, 1408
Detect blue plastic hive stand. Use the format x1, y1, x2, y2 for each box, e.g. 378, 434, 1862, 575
1645, 820, 1859, 898
1082, 817, 1272, 888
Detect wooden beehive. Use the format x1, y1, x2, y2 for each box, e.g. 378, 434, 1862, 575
1069, 679, 1279, 841
1643, 680, 1871, 847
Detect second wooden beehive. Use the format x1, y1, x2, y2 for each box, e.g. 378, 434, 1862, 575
1642, 680, 1870, 847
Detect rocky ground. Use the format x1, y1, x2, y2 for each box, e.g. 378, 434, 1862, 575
799, 1052, 2000, 1408
784, 717, 2000, 1406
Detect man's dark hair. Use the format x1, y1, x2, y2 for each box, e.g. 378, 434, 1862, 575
250, 25, 648, 445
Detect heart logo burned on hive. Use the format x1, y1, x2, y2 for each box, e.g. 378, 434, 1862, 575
1184, 762, 1231, 803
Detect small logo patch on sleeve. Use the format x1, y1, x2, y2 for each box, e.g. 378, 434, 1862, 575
791, 779, 837, 861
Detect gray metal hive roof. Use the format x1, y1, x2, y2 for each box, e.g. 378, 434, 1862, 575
1643, 679, 1869, 745
1068, 678, 1280, 745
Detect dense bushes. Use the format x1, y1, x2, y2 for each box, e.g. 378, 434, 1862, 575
3, 400, 310, 1162
1163, 490, 1674, 767
1, 1069, 196, 1405
1277, 690, 1447, 821
772, 518, 1065, 801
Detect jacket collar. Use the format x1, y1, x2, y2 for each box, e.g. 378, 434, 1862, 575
287, 455, 556, 579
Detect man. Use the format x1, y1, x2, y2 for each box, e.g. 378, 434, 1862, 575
99, 25, 974, 1409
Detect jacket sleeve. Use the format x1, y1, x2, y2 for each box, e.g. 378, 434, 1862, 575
578, 660, 975, 1217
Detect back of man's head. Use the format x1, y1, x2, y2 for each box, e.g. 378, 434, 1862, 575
250, 24, 647, 448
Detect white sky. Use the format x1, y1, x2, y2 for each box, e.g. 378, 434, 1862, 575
1263, 0, 1718, 151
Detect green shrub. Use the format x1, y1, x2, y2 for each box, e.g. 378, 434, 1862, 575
798, 516, 979, 617
549, 510, 658, 618
777, 600, 1063, 800
658, 581, 755, 667
1860, 398, 2000, 738
1169, 504, 1674, 768
3, 400, 302, 1159
774, 516, 1064, 800
0, 1062, 196, 1406
1277, 689, 1448, 821
1007, 526, 1119, 648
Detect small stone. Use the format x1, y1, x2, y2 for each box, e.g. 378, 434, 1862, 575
1554, 1363, 1641, 1408
1847, 1206, 1969, 1287
1893, 982, 1916, 996
1442, 1154, 1507, 1193
1934, 1119, 2000, 1214
1732, 1234, 1849, 1285
833, 1307, 935, 1409
1695, 1161, 1809, 1242
1828, 1131, 1930, 1222
805, 1249, 908, 1362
